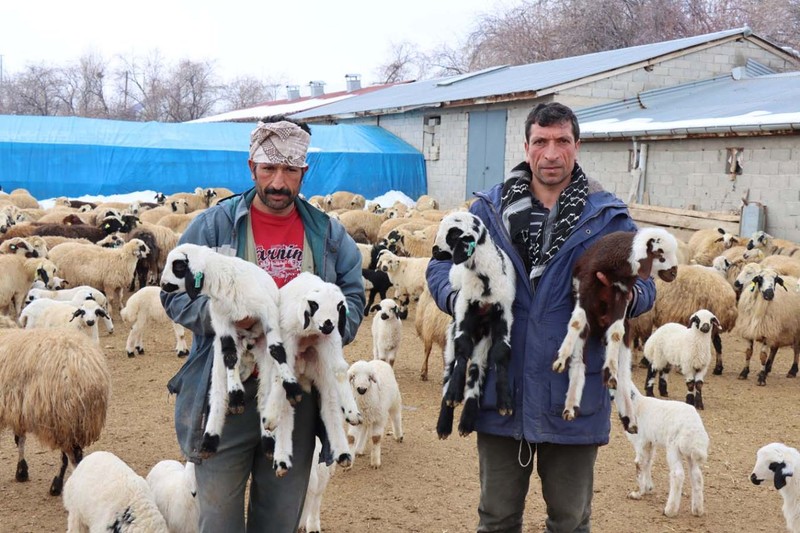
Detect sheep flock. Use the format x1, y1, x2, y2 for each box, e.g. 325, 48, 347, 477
1, 187, 800, 531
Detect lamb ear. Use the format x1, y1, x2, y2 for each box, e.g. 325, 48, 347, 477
36, 266, 50, 286
70, 309, 84, 321
337, 302, 347, 338
776, 276, 787, 290
184, 267, 204, 300
303, 310, 311, 330
308, 300, 319, 317
770, 461, 792, 490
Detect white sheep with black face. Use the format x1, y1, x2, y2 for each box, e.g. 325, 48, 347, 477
160, 243, 303, 459
262, 272, 360, 476
18, 294, 110, 345
431, 212, 515, 439
751, 442, 800, 532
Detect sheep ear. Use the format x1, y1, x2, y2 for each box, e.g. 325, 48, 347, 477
776, 276, 787, 290
307, 300, 319, 317
370, 304, 381, 312
184, 267, 204, 300
369, 372, 377, 384
337, 302, 347, 338
712, 317, 722, 331
303, 310, 311, 330
453, 236, 476, 265
70, 309, 84, 321
688, 316, 698, 329
717, 227, 725, 235
36, 267, 50, 286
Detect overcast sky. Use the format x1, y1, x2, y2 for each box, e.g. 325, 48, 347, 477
1, 0, 501, 96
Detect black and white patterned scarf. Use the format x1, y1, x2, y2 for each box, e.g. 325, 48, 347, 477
500, 162, 588, 275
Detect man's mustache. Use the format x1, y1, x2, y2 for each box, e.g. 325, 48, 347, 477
263, 188, 292, 196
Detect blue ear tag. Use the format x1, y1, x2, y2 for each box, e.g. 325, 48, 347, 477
466, 241, 476, 258
194, 271, 204, 289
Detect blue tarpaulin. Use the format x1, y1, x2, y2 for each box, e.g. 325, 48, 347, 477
0, 115, 427, 200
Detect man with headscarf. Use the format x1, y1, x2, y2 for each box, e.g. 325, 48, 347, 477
161, 115, 365, 532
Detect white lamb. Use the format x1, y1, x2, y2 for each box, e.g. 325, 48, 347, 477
375, 249, 430, 302
146, 459, 199, 533
431, 212, 515, 439
63, 450, 168, 532
25, 285, 114, 333
265, 272, 361, 475
751, 442, 800, 533
18, 295, 110, 345
121, 286, 189, 358
347, 359, 403, 468
299, 438, 336, 533
371, 298, 403, 367
160, 243, 302, 458
624, 380, 709, 518
643, 309, 720, 409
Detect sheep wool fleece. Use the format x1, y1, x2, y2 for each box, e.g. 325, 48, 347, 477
161, 188, 365, 532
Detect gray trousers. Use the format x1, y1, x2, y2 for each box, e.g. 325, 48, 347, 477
477, 433, 598, 533
194, 377, 318, 533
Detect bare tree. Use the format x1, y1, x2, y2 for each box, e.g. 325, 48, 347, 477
115, 51, 169, 121
56, 53, 110, 118
219, 76, 280, 112
163, 59, 219, 122
3, 64, 62, 116
375, 41, 429, 83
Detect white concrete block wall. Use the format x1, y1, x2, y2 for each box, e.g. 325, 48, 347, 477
580, 137, 800, 242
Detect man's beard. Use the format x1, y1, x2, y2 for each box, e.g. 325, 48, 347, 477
257, 187, 296, 211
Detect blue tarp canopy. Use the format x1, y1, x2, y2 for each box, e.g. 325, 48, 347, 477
0, 115, 427, 200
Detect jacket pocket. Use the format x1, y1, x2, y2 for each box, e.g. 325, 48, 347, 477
549, 369, 605, 418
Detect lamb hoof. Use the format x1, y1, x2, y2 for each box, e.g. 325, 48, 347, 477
685, 394, 695, 406
436, 400, 454, 440
261, 436, 276, 459
136, 346, 144, 355
738, 368, 749, 380
658, 381, 668, 397
695, 398, 704, 410
343, 409, 362, 426
177, 350, 189, 358
227, 390, 245, 413
713, 364, 723, 376
127, 351, 135, 358
274, 460, 292, 477
788, 363, 798, 377
627, 491, 642, 500
552, 358, 567, 373
757, 372, 767, 386
420, 372, 428, 381
49, 476, 63, 496
645, 386, 655, 397
15, 460, 28, 482
336, 453, 353, 468
200, 433, 220, 456
283, 381, 304, 405
458, 399, 479, 436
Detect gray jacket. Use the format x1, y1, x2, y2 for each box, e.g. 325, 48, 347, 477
161, 188, 365, 462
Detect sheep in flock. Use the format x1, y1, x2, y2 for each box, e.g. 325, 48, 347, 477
734, 266, 800, 386
347, 359, 403, 468
431, 212, 515, 439
0, 328, 110, 496
121, 286, 189, 358
415, 286, 450, 382
160, 243, 303, 458
687, 226, 740, 266
19, 296, 110, 345
751, 442, 800, 533
63, 451, 168, 532
0, 255, 59, 317
146, 459, 199, 533
264, 272, 361, 475
747, 230, 800, 258
623, 377, 709, 518
552, 227, 679, 434
371, 298, 403, 367
643, 309, 720, 409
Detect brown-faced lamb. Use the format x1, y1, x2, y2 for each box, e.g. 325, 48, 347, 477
552, 227, 679, 434
431, 212, 515, 439
0, 328, 110, 496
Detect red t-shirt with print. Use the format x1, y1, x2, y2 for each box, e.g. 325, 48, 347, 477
250, 205, 304, 288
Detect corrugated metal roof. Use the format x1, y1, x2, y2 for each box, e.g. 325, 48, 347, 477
577, 70, 800, 138
293, 27, 764, 120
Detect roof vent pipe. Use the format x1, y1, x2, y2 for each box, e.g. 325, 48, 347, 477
286, 85, 301, 100
345, 73, 361, 92
309, 80, 325, 97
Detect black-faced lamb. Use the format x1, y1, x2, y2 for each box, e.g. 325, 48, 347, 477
751, 442, 800, 533
121, 286, 189, 358
643, 309, 720, 409
0, 328, 110, 495
552, 227, 678, 433
160, 243, 303, 458
431, 212, 515, 439
63, 450, 168, 532
19, 296, 110, 345
146, 459, 199, 533
347, 359, 403, 468
623, 379, 709, 518
371, 298, 403, 367
25, 285, 114, 334
265, 272, 360, 475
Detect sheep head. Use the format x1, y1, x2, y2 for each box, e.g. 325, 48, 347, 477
631, 227, 678, 282
160, 243, 207, 300
747, 230, 772, 251
688, 309, 719, 333
432, 212, 487, 265
751, 443, 796, 490
295, 277, 347, 338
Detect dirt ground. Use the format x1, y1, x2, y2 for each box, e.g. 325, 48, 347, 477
0, 300, 797, 533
